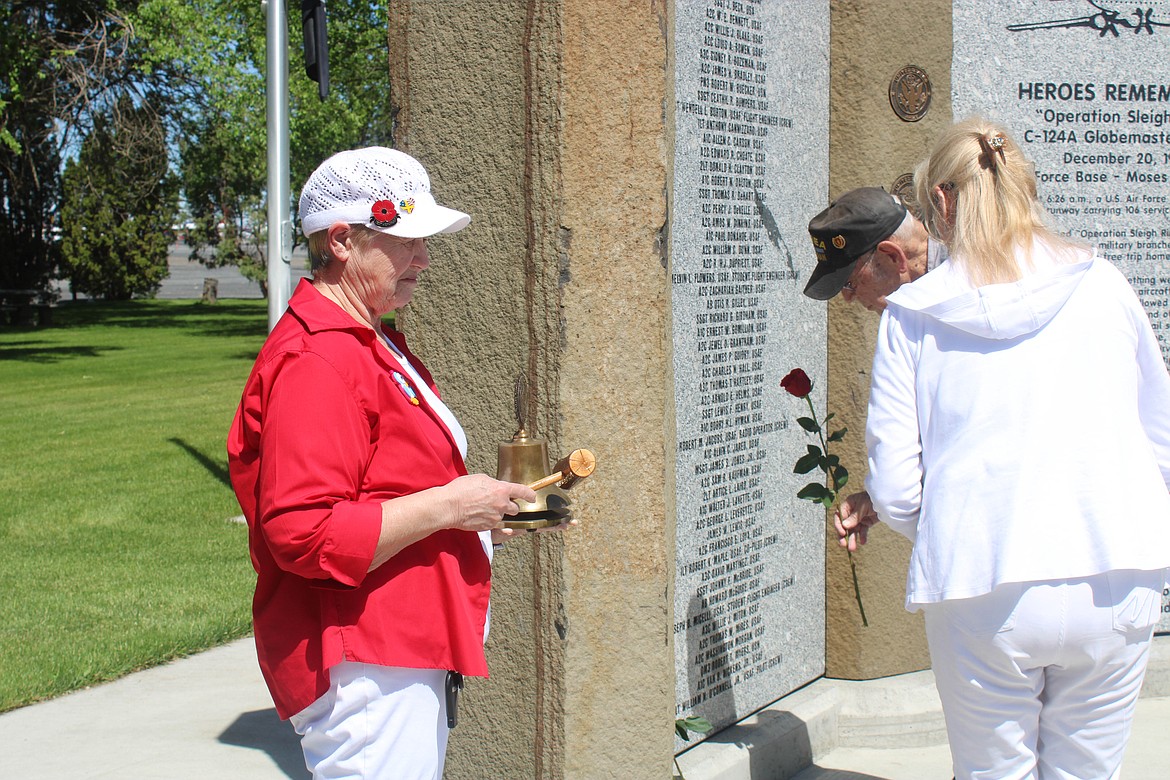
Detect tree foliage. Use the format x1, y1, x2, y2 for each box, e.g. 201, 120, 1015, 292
60, 100, 177, 299
133, 0, 394, 292
2, 0, 392, 299
0, 2, 145, 294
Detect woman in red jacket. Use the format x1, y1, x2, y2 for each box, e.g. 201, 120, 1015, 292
228, 147, 549, 779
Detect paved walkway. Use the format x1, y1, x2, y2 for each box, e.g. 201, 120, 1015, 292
154, 246, 312, 300
795, 696, 1170, 779
0, 639, 306, 780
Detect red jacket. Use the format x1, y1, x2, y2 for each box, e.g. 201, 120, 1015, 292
227, 280, 490, 719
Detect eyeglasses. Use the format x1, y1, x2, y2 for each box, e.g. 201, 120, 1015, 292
841, 249, 877, 293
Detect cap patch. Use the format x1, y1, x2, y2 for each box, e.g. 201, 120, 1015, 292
810, 235, 827, 260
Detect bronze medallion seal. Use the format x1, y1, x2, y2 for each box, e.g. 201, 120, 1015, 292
889, 65, 931, 122
891, 172, 918, 218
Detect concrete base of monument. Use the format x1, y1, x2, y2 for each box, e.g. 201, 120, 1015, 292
672, 672, 943, 780
674, 635, 1170, 780
674, 679, 843, 780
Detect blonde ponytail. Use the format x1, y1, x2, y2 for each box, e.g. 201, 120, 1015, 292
913, 117, 1079, 286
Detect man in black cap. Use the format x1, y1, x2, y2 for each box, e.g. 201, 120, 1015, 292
804, 187, 944, 312
804, 187, 947, 549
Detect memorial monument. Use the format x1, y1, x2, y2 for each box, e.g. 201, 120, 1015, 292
377, 1, 1165, 777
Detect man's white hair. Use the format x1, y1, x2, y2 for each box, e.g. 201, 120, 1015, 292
889, 210, 917, 246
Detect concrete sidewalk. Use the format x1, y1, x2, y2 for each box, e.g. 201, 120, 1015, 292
0, 639, 307, 780
3, 637, 1168, 779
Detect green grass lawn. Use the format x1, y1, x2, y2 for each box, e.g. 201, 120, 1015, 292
0, 299, 266, 712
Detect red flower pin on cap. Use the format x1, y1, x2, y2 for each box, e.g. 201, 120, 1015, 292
371, 199, 399, 228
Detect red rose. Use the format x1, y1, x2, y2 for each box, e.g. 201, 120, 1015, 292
780, 368, 812, 398
370, 199, 398, 228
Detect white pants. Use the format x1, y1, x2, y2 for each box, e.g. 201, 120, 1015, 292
289, 663, 450, 780
923, 570, 1164, 780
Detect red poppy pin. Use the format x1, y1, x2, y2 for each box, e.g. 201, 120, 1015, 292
371, 200, 399, 228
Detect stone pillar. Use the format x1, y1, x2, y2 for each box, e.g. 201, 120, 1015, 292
388, 1, 672, 777
558, 3, 675, 775
822, 0, 951, 680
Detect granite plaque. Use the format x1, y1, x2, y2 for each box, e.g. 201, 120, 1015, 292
671, 0, 829, 739
952, 0, 1170, 632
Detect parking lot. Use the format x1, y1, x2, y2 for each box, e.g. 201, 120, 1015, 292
52, 244, 311, 301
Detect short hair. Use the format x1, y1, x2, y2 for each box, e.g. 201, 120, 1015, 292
305, 224, 379, 275
913, 117, 1079, 286
888, 209, 917, 247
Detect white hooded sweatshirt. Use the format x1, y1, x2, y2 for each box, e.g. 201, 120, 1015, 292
865, 241, 1170, 609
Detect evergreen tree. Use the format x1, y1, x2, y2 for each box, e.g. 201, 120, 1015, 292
1, 1, 171, 295
59, 103, 177, 299
0, 98, 61, 295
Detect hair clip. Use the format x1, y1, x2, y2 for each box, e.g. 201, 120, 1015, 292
977, 133, 1007, 172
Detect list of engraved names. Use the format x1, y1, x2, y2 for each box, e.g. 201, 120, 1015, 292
672, 0, 827, 730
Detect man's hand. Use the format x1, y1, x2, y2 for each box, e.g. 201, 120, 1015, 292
834, 491, 880, 551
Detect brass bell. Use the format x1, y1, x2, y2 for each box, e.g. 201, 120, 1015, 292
497, 426, 571, 530
497, 376, 595, 530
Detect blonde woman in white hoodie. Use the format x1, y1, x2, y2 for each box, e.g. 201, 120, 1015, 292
856, 118, 1170, 779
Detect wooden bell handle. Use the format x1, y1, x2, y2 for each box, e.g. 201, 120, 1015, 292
526, 448, 596, 491
527, 472, 565, 491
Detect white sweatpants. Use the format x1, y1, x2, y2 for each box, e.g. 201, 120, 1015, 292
290, 663, 450, 780
923, 569, 1164, 780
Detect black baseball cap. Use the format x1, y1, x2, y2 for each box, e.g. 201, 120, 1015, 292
804, 188, 907, 300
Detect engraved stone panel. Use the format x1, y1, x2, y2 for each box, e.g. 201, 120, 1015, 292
952, 0, 1170, 631
671, 0, 829, 740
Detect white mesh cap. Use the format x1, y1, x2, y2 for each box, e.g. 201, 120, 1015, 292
298, 147, 470, 239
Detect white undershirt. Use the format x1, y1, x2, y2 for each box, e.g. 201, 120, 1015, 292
379, 334, 468, 460
376, 332, 494, 638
